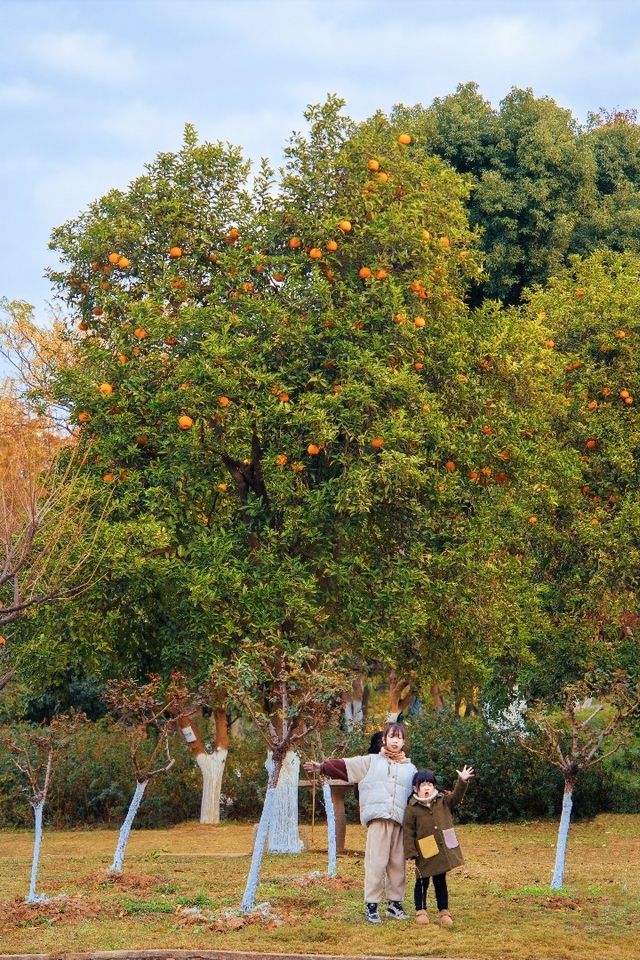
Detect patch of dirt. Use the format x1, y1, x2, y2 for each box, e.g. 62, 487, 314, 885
175, 904, 285, 933
80, 871, 161, 891
0, 894, 102, 929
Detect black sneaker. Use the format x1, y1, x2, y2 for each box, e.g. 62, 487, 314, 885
387, 900, 409, 920
365, 902, 382, 924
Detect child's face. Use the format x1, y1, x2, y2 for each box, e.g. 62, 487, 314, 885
384, 731, 405, 753
416, 780, 437, 800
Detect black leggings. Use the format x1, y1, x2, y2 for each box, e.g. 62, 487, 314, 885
414, 873, 448, 911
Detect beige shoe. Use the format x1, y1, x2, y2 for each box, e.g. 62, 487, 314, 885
415, 909, 429, 924
438, 909, 454, 927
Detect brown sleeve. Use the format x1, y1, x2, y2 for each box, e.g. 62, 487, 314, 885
320, 759, 349, 780
445, 777, 468, 808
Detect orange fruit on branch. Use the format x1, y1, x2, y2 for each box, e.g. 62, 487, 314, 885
99, 383, 113, 396
398, 133, 412, 145
178, 415, 193, 430
367, 159, 380, 171
371, 437, 384, 449
169, 246, 183, 258
338, 220, 352, 233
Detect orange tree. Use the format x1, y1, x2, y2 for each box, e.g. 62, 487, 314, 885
508, 250, 640, 701
41, 99, 564, 712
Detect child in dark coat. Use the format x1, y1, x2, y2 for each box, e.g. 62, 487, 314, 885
403, 765, 474, 927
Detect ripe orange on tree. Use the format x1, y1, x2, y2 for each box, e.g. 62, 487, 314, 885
118, 256, 130, 268
309, 247, 322, 260
218, 396, 230, 407
307, 443, 321, 456
414, 316, 426, 328
398, 133, 412, 146
288, 236, 302, 249
444, 460, 456, 472
375, 268, 388, 280
371, 437, 384, 449
99, 383, 113, 396
78, 411, 91, 423
325, 239, 338, 252
359, 266, 372, 279
108, 252, 121, 265
276, 454, 288, 466
178, 415, 193, 430
338, 220, 352, 233
217, 483, 228, 492
367, 159, 380, 171
586, 438, 597, 449
133, 327, 148, 340
278, 392, 290, 403
169, 246, 183, 258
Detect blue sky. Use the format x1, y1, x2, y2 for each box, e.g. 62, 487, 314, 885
1, 0, 639, 321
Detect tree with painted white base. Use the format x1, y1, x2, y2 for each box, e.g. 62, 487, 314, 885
103, 673, 189, 874
218, 642, 347, 912
176, 706, 229, 825
2, 714, 85, 902
520, 675, 640, 889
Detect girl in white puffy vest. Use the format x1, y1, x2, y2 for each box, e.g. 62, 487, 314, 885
304, 721, 416, 924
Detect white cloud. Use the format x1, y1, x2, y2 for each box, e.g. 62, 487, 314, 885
26, 30, 142, 86
0, 78, 48, 106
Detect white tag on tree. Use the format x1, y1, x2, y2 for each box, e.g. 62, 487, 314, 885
181, 726, 197, 743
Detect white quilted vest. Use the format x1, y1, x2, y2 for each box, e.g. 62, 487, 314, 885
358, 753, 416, 826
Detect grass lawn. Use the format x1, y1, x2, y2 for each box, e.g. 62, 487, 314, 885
0, 814, 638, 960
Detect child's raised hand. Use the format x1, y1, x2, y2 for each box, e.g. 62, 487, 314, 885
456, 764, 475, 781
303, 760, 321, 774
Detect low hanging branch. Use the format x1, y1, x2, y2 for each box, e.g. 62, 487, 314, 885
520, 674, 640, 889
214, 641, 348, 912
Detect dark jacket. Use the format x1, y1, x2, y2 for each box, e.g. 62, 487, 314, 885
402, 777, 468, 877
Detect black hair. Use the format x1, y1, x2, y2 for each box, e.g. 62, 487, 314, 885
412, 769, 437, 790
368, 731, 384, 754
382, 721, 407, 745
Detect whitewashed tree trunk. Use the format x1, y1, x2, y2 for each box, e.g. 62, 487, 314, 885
322, 781, 337, 877
196, 749, 228, 825
241, 782, 277, 912
179, 711, 228, 825
343, 697, 364, 729
551, 783, 573, 889
26, 800, 47, 903
109, 780, 148, 874
265, 749, 303, 853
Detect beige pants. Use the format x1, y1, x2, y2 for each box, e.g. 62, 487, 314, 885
364, 818, 406, 904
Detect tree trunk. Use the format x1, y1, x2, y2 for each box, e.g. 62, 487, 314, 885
179, 710, 229, 824
265, 749, 304, 853
322, 781, 337, 877
430, 682, 445, 709
109, 779, 148, 874
551, 782, 574, 890
26, 800, 46, 903
387, 669, 413, 721
196, 750, 228, 824
241, 759, 282, 912
342, 675, 367, 730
